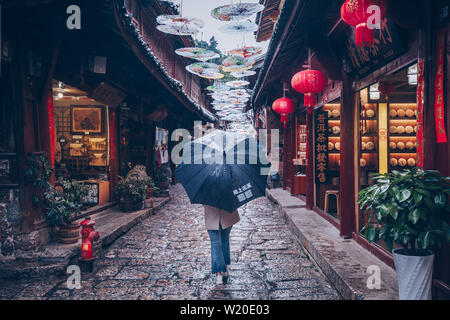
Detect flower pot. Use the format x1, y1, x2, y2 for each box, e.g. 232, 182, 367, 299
393, 249, 434, 300
59, 223, 80, 244
134, 200, 145, 211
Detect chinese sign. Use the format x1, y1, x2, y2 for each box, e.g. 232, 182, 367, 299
434, 28, 447, 143
233, 183, 253, 203
416, 59, 425, 167
315, 111, 328, 184
345, 18, 405, 78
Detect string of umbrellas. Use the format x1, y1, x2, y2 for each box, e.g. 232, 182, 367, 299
157, 0, 266, 135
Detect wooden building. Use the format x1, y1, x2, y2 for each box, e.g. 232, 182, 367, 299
252, 0, 450, 299
0, 0, 216, 257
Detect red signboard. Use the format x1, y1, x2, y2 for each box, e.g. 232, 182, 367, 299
416, 59, 425, 168
47, 94, 55, 168
434, 28, 447, 143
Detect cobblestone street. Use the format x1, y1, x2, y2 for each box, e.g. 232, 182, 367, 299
0, 185, 340, 300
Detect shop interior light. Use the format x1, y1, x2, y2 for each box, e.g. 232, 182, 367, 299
369, 83, 380, 100
407, 64, 418, 85
57, 92, 64, 98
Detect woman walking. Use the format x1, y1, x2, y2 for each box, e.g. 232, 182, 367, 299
204, 205, 240, 284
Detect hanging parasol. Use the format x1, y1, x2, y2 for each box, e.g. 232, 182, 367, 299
228, 46, 262, 59
206, 84, 231, 92
221, 55, 254, 73
211, 3, 265, 21
157, 15, 204, 29
175, 47, 218, 61
186, 62, 223, 79
231, 70, 257, 78
218, 21, 258, 34
226, 80, 250, 88
157, 24, 200, 36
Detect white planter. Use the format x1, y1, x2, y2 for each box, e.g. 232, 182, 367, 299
393, 249, 434, 300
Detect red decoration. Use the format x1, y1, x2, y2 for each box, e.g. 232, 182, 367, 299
291, 70, 325, 114
378, 81, 395, 98
434, 28, 447, 143
416, 60, 425, 168
46, 94, 55, 168
272, 97, 294, 128
110, 111, 116, 162
341, 0, 386, 47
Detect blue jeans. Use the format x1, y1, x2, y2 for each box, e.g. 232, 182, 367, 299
207, 225, 232, 274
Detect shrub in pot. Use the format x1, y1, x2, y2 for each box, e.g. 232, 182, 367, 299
145, 176, 159, 199
115, 177, 147, 212
156, 163, 172, 190
358, 168, 450, 300
44, 180, 88, 244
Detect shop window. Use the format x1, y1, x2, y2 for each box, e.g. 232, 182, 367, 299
292, 114, 307, 196
52, 80, 111, 207
358, 65, 419, 251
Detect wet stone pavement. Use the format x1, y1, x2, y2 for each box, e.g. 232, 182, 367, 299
0, 184, 340, 300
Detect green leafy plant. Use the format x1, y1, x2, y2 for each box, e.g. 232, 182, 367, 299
43, 180, 89, 227
144, 176, 159, 192
155, 163, 172, 185
26, 153, 53, 205
358, 168, 450, 254
115, 176, 147, 203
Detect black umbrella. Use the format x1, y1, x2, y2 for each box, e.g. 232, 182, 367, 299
175, 130, 270, 213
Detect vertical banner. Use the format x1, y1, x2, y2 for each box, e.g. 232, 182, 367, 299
315, 111, 328, 184
46, 94, 55, 168
378, 103, 388, 174
434, 28, 447, 143
416, 59, 425, 168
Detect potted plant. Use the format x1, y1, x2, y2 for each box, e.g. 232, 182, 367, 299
145, 176, 159, 199
115, 176, 147, 212
156, 163, 172, 190
44, 180, 88, 244
358, 168, 450, 300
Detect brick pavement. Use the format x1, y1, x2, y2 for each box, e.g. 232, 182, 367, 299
0, 184, 340, 300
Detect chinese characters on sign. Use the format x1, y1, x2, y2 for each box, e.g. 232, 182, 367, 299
434, 28, 447, 143
416, 59, 425, 167
345, 18, 405, 78
233, 183, 253, 203
315, 111, 329, 184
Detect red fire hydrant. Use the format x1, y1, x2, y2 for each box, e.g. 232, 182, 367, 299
79, 217, 99, 262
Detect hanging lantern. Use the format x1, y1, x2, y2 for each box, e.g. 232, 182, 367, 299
378, 81, 396, 98
291, 70, 325, 114
272, 97, 294, 128
341, 0, 386, 47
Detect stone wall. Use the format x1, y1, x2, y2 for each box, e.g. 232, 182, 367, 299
0, 188, 48, 259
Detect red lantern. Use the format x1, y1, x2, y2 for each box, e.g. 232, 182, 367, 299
291, 70, 325, 114
272, 97, 294, 128
341, 0, 386, 47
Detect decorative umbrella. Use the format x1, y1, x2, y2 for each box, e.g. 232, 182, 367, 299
219, 21, 258, 34
157, 24, 200, 36
157, 15, 204, 29
231, 70, 256, 78
186, 62, 223, 79
206, 84, 231, 92
228, 46, 262, 59
211, 3, 265, 21
175, 47, 218, 61
226, 80, 250, 88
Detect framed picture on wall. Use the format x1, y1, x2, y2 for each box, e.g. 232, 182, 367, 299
71, 106, 104, 134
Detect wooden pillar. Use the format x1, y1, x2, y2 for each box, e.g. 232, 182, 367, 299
339, 72, 356, 238
305, 112, 314, 209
